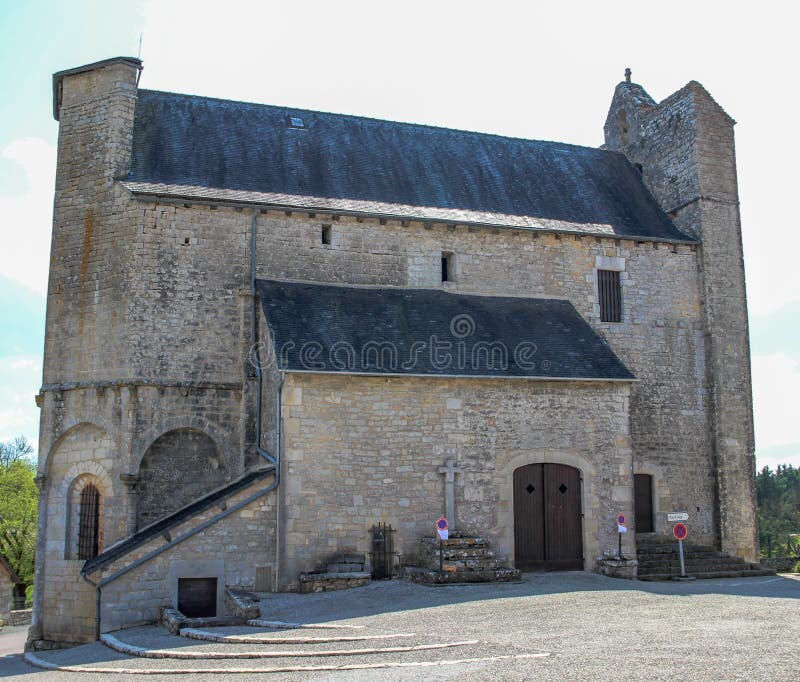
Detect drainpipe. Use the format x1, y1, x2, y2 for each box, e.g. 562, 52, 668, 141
251, 208, 277, 469
251, 208, 284, 588
81, 210, 284, 641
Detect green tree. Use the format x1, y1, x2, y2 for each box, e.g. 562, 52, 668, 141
757, 464, 800, 557
0, 436, 38, 605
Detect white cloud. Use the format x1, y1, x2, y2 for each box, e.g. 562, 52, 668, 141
0, 137, 56, 296
752, 353, 800, 459
0, 354, 42, 450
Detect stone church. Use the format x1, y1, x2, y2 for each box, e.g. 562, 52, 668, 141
30, 56, 758, 645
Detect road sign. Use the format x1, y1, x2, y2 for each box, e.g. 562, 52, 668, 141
436, 517, 449, 531
617, 514, 626, 525
667, 512, 689, 522
618, 524, 628, 534
673, 523, 688, 541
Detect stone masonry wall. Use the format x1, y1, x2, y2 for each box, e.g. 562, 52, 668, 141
605, 81, 757, 559
108, 199, 715, 546
136, 429, 230, 529
37, 60, 736, 642
279, 373, 633, 585
96, 480, 277, 634
250, 209, 714, 542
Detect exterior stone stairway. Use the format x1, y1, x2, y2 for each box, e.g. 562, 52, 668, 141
404, 533, 521, 584
636, 541, 775, 581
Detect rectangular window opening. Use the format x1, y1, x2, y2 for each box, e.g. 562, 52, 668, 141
321, 224, 332, 245
441, 252, 451, 282
598, 269, 622, 323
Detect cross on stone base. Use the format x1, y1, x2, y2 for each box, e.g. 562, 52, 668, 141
437, 459, 462, 530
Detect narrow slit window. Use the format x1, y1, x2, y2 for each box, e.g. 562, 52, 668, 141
441, 253, 451, 282
598, 269, 622, 323
77, 484, 100, 560
321, 224, 332, 245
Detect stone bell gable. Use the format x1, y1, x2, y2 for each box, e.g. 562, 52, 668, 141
30, 57, 758, 646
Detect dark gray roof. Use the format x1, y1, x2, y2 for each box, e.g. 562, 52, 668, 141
257, 280, 634, 381
126, 89, 692, 242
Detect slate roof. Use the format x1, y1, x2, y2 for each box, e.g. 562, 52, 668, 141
123, 89, 693, 242
257, 280, 634, 381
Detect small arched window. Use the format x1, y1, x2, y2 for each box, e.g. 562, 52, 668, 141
77, 484, 100, 560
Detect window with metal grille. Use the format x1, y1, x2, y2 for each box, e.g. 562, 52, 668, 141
77, 484, 100, 560
598, 269, 622, 322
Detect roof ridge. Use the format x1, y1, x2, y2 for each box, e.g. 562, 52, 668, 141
136, 88, 610, 155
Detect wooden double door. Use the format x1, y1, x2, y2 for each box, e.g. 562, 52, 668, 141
513, 463, 584, 571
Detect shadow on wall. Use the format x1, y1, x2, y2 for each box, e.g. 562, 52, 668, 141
136, 429, 228, 529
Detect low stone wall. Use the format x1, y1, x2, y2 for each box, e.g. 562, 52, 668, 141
597, 557, 638, 580
298, 572, 370, 594
7, 609, 32, 626
761, 557, 799, 573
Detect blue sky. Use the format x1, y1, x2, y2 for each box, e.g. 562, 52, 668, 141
0, 0, 798, 470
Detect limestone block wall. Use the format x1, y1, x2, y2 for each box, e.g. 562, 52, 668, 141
126, 202, 250, 383
95, 482, 277, 635
278, 373, 633, 586
604, 81, 757, 559
248, 208, 714, 542
38, 422, 120, 643
45, 62, 141, 385
34, 383, 244, 643
124, 180, 715, 546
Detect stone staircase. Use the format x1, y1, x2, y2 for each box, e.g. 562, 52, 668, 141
636, 541, 775, 581
404, 533, 520, 584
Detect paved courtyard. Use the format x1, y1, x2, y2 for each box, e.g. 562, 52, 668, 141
1, 572, 798, 680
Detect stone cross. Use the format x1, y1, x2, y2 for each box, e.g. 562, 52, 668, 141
625, 67, 632, 83
437, 459, 462, 529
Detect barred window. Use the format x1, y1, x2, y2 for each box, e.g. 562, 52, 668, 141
598, 269, 622, 323
77, 484, 100, 560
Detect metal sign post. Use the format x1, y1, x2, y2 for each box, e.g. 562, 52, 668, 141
436, 517, 449, 572
616, 514, 627, 560
673, 523, 688, 578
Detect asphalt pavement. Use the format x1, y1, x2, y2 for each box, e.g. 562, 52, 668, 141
1, 572, 798, 680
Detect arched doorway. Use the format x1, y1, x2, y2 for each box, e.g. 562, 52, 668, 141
513, 463, 583, 571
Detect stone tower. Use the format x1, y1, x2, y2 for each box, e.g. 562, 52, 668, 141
604, 74, 758, 561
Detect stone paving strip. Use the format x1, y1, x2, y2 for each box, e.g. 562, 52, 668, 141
25, 650, 550, 675
103, 632, 479, 659
180, 626, 416, 644
247, 619, 365, 629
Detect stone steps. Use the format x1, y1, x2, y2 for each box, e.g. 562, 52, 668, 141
636, 543, 775, 581
405, 535, 521, 584
638, 568, 776, 581
24, 623, 548, 675
298, 553, 371, 593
